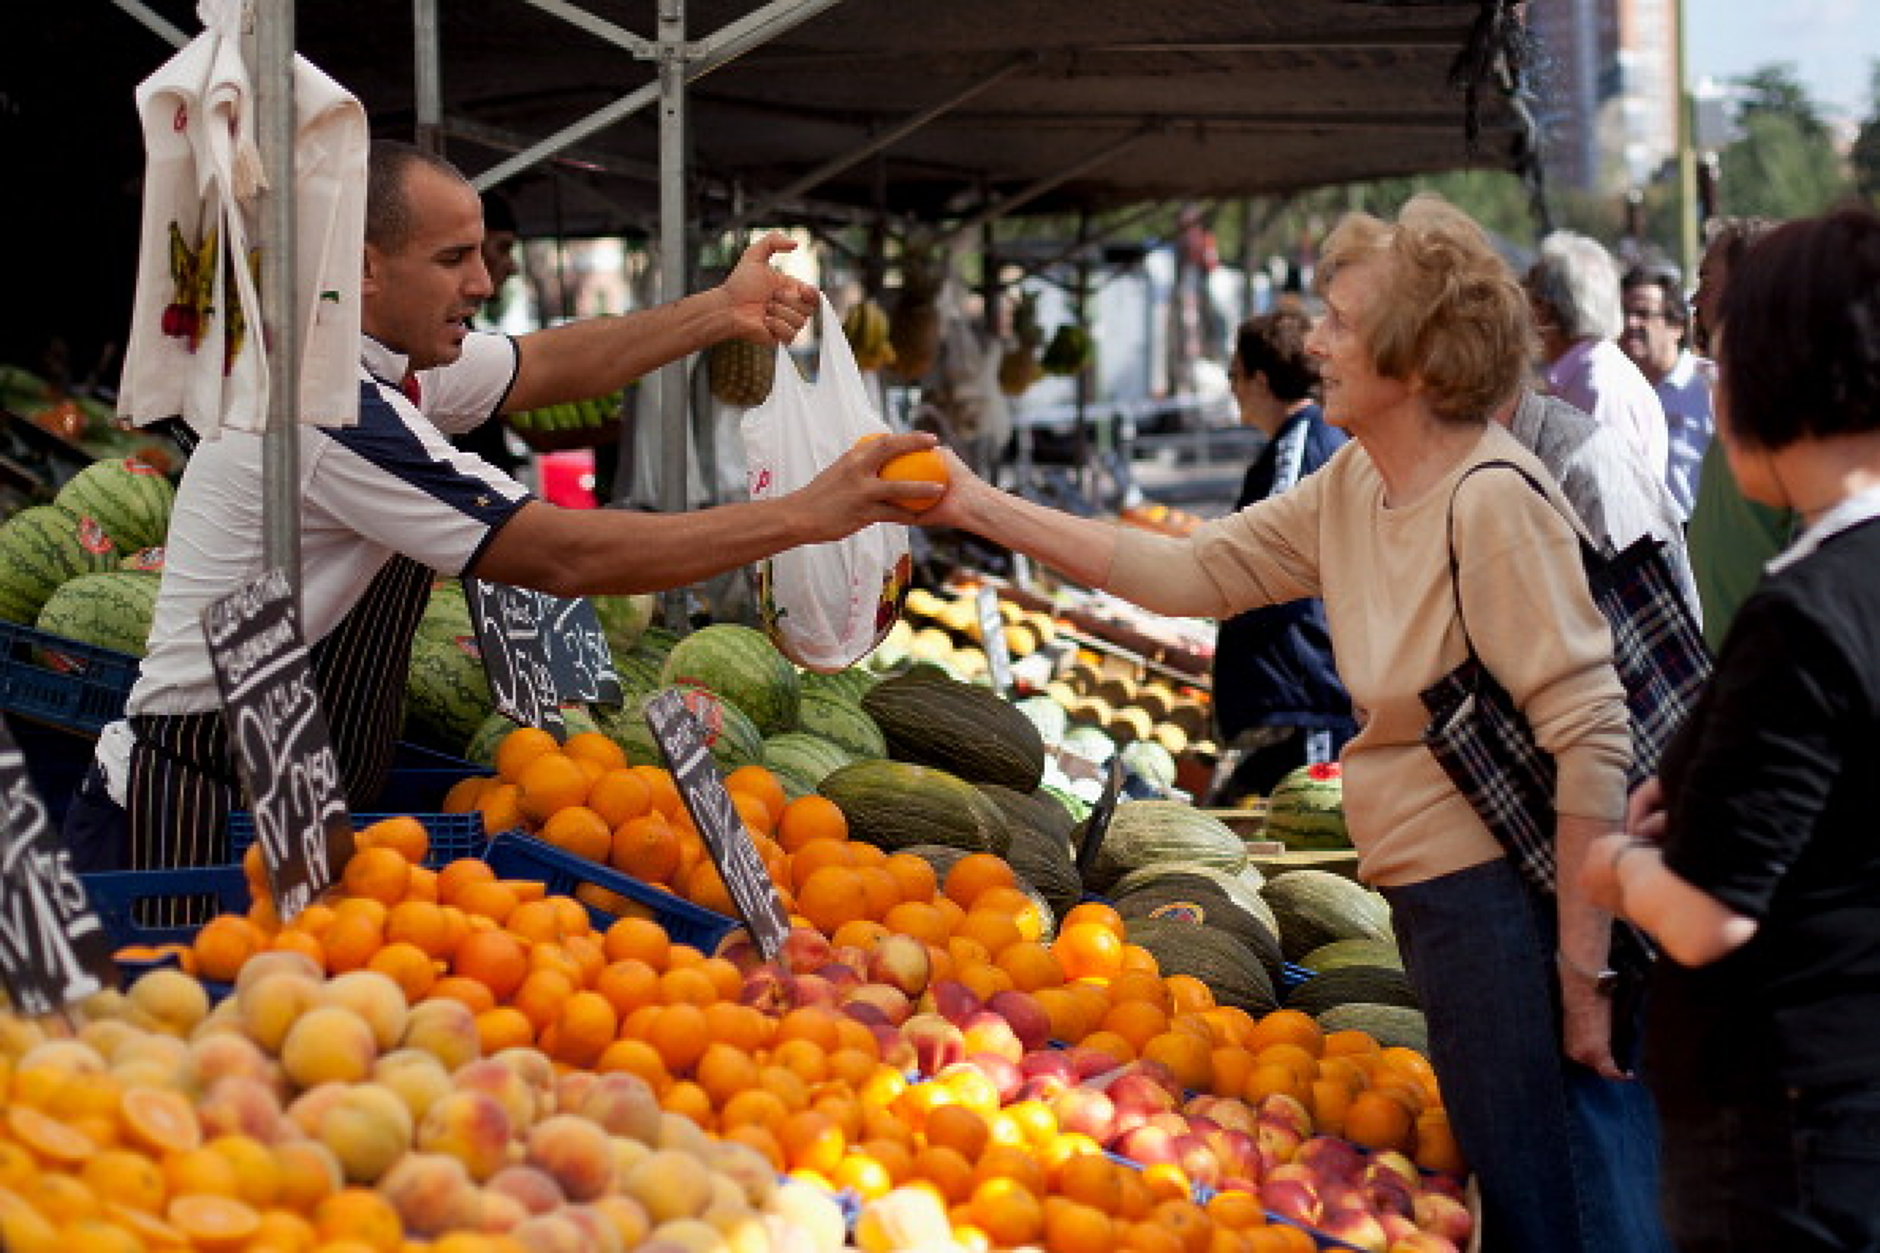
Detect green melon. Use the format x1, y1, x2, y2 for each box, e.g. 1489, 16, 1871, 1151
34, 571, 161, 659
659, 623, 800, 735
54, 458, 174, 553
1265, 762, 1350, 850
1087, 801, 1248, 895
1261, 870, 1395, 963
592, 593, 657, 654
800, 667, 880, 704
591, 687, 764, 775
795, 690, 886, 759
0, 505, 119, 624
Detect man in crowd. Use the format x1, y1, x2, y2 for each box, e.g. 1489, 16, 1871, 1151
64, 140, 940, 875
1620, 264, 1712, 518
1527, 231, 1669, 482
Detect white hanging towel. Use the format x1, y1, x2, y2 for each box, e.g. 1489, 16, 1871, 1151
118, 0, 366, 437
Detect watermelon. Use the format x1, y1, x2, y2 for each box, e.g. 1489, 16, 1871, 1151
34, 571, 161, 659
762, 732, 858, 799
795, 690, 886, 759
800, 667, 879, 704
592, 593, 657, 654
591, 688, 764, 774
1265, 762, 1350, 850
405, 629, 494, 752
658, 623, 800, 735
54, 457, 175, 553
0, 505, 119, 624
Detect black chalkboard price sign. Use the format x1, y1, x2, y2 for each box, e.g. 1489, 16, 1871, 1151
0, 719, 117, 1016
541, 595, 623, 708
202, 569, 354, 920
463, 579, 566, 738
1075, 755, 1128, 877
977, 586, 1013, 696
643, 688, 790, 961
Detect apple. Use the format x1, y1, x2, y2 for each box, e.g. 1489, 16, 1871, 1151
1412, 1192, 1475, 1244
866, 934, 933, 999
985, 990, 1051, 1052
1261, 1170, 1322, 1227
900, 1013, 966, 1076
780, 928, 833, 974
1186, 1094, 1257, 1135
1258, 1093, 1314, 1142
924, 980, 983, 1027
1319, 1205, 1390, 1253
1111, 1123, 1179, 1167
966, 1051, 1025, 1103
843, 983, 912, 1026
1050, 1087, 1117, 1144
1172, 1131, 1223, 1190
959, 1010, 1024, 1064
1297, 1135, 1367, 1183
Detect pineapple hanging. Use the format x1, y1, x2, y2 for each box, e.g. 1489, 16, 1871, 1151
887, 240, 945, 383
707, 338, 776, 407
998, 291, 1046, 397
841, 298, 897, 372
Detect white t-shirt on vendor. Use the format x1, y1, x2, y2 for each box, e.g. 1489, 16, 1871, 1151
94, 331, 531, 795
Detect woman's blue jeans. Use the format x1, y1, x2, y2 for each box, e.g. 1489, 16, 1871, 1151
1382, 858, 1672, 1253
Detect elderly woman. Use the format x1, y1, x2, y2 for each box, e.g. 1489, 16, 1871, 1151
922, 196, 1667, 1253
1584, 205, 1880, 1252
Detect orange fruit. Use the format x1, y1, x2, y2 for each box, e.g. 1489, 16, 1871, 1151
168, 1194, 261, 1250
1061, 900, 1125, 937
610, 813, 679, 884
882, 900, 951, 947
548, 990, 618, 1068
1164, 974, 1217, 1015
997, 940, 1065, 992
944, 852, 1017, 910
1044, 1197, 1114, 1253
1109, 969, 1170, 1011
725, 765, 786, 827
1054, 921, 1125, 982
777, 795, 848, 851
1343, 1089, 1416, 1153
357, 816, 429, 864
874, 446, 949, 512
453, 928, 528, 999
925, 1104, 991, 1162
367, 941, 437, 1001
474, 782, 524, 835
602, 915, 671, 969
475, 1005, 534, 1053
645, 1002, 710, 1074
340, 846, 411, 907
683, 860, 738, 917
1414, 1107, 1468, 1176
974, 885, 1045, 941
586, 767, 653, 829
384, 899, 451, 959
512, 968, 576, 1033
540, 805, 612, 863
789, 837, 854, 891
494, 726, 561, 784
440, 775, 492, 814
796, 864, 865, 935
191, 915, 262, 983
428, 975, 496, 1016
1245, 1009, 1324, 1058
914, 1145, 977, 1205
312, 1188, 402, 1253
516, 752, 590, 824
562, 731, 627, 773
434, 858, 495, 905
968, 1174, 1043, 1247
630, 765, 683, 819
956, 908, 1024, 958
1140, 1030, 1213, 1092
779, 1109, 846, 1176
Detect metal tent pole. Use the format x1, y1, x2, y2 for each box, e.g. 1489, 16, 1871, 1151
254, 0, 301, 605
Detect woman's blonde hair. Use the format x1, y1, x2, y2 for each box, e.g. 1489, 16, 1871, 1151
1316, 194, 1535, 423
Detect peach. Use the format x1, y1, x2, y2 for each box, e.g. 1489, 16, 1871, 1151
590, 1195, 652, 1250
451, 1058, 541, 1134
316, 1082, 415, 1184
509, 1210, 590, 1253
525, 1113, 614, 1201
400, 997, 481, 1073
552, 1068, 598, 1115
489, 1047, 557, 1122
484, 1163, 566, 1216
373, 1047, 455, 1123
235, 969, 322, 1054
197, 1074, 289, 1143
418, 1090, 516, 1182
477, 1188, 529, 1233
610, 1135, 653, 1187
621, 1148, 715, 1224
1412, 1191, 1475, 1244
645, 1218, 732, 1253
185, 1031, 277, 1094
319, 970, 410, 1051
287, 1082, 352, 1139
76, 1018, 139, 1061
272, 1136, 344, 1211
573, 1071, 663, 1143
280, 1005, 379, 1088
842, 983, 912, 1027
779, 928, 833, 975
125, 968, 211, 1036
900, 1012, 966, 1075
1391, 1233, 1462, 1253
767, 1179, 847, 1253
959, 1010, 1024, 1064
233, 948, 323, 994
1320, 1206, 1390, 1253
561, 1203, 627, 1253
379, 1151, 483, 1236
865, 933, 932, 999
707, 1139, 779, 1207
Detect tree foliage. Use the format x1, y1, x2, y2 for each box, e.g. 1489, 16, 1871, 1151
1853, 59, 1880, 207
1717, 64, 1850, 219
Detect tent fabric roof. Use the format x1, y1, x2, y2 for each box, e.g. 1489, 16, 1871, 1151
285, 0, 1534, 236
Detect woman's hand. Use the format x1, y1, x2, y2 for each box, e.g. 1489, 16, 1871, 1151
1558, 972, 1625, 1079
908, 449, 990, 532
1626, 775, 1668, 845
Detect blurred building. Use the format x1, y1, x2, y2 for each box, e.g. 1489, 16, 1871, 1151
1528, 0, 1682, 192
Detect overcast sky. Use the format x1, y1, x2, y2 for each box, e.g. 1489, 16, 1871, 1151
1685, 0, 1875, 124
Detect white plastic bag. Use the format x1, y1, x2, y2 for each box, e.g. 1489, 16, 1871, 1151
742, 295, 913, 672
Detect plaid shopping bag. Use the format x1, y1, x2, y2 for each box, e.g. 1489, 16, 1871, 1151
1420, 461, 1712, 897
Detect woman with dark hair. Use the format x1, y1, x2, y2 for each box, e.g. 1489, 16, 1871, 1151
922, 195, 1668, 1253
1584, 204, 1880, 1252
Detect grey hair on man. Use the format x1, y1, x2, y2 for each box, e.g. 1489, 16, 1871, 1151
1528, 231, 1624, 342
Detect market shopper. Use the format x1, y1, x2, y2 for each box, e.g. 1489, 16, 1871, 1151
1618, 264, 1712, 518
920, 195, 1669, 1253
64, 140, 940, 875
1582, 205, 1880, 1253
1209, 309, 1355, 801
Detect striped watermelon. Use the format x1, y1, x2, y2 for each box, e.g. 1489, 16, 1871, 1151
796, 689, 887, 759
55, 458, 174, 553
405, 629, 494, 752
658, 623, 800, 735
34, 571, 161, 660
800, 667, 880, 703
592, 688, 764, 773
1265, 763, 1351, 850
0, 505, 119, 624
762, 731, 858, 799
592, 593, 657, 654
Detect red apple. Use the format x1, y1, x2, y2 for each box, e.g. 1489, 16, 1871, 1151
1064, 1045, 1125, 1081
1050, 1086, 1116, 1144
871, 1024, 917, 1073
900, 1013, 966, 1076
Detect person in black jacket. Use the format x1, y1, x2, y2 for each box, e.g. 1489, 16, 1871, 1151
1209, 309, 1356, 801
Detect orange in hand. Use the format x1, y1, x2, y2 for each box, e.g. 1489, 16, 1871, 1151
855, 434, 947, 511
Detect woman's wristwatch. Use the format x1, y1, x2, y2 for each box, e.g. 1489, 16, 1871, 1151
1556, 949, 1619, 996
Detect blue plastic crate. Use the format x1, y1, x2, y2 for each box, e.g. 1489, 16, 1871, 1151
484, 830, 739, 953
228, 812, 488, 868
82, 864, 252, 947
378, 742, 484, 814
0, 619, 138, 735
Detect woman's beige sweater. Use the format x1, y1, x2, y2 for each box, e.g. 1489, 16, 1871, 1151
1108, 422, 1629, 887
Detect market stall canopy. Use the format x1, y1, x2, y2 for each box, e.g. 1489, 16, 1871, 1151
102, 0, 1533, 238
